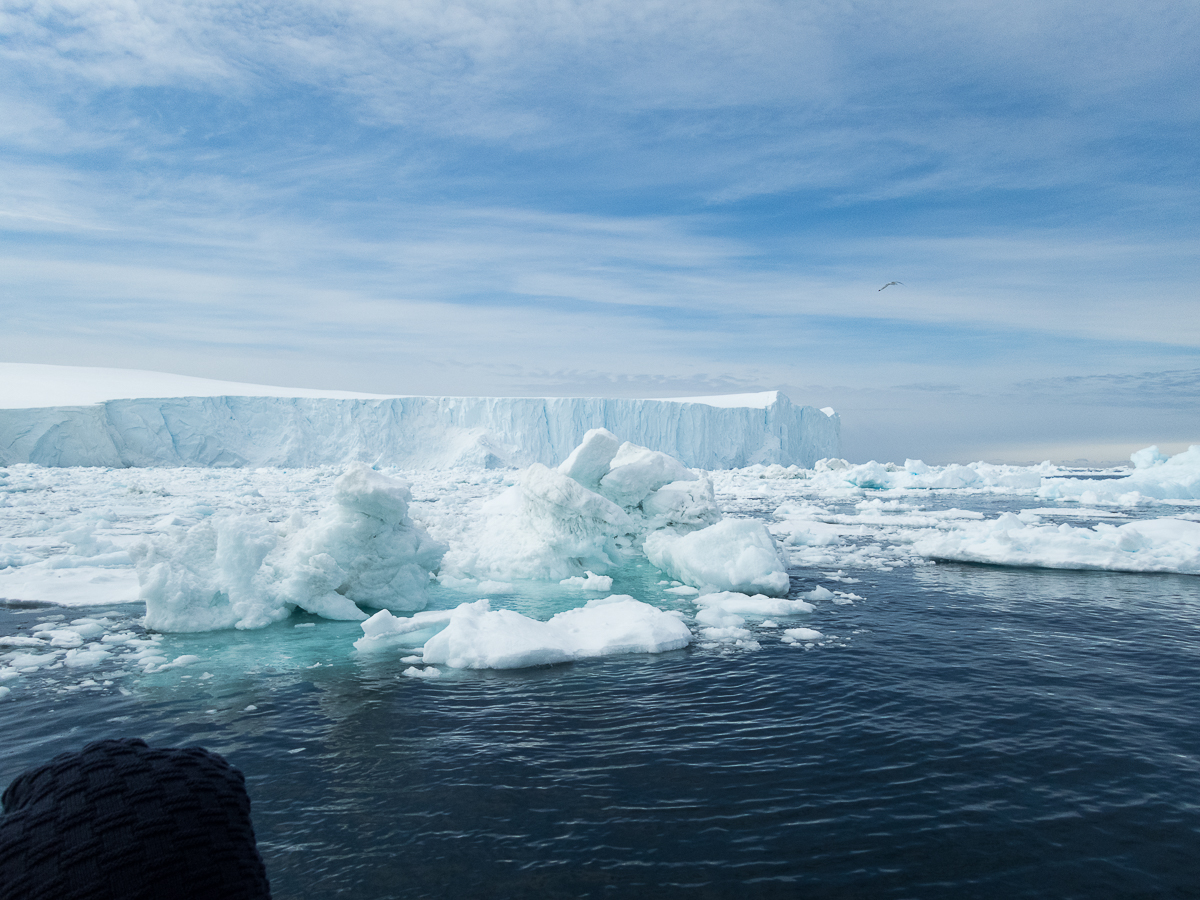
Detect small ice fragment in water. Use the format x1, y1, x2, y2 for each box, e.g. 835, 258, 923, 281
402, 666, 441, 678
559, 571, 614, 591
781, 627, 823, 644
476, 580, 514, 593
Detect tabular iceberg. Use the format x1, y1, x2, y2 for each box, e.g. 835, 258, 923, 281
0, 388, 839, 470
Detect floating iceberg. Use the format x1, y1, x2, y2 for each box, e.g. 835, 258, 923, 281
0, 364, 840, 470
439, 462, 637, 582
911, 512, 1200, 574
441, 429, 722, 583
690, 588, 826, 649
132, 464, 446, 631
800, 458, 1050, 492
1039, 445, 1200, 503
559, 571, 614, 591
118, 428, 775, 633
354, 595, 692, 669
644, 519, 790, 596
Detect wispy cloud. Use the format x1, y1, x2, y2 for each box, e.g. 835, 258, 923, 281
1011, 368, 1200, 407
1, 0, 1197, 458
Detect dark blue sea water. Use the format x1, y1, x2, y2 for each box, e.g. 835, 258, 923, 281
4, 496, 1200, 898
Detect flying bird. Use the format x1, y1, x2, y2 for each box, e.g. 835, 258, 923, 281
878, 281, 904, 291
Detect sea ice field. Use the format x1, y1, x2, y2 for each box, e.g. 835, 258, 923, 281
3, 434, 1200, 898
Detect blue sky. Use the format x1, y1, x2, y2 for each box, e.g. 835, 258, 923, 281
1, 0, 1197, 462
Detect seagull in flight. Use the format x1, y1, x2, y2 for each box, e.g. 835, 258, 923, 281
878, 281, 904, 291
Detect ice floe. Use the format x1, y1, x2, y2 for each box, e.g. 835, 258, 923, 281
912, 512, 1200, 574
1040, 445, 1200, 503
644, 519, 790, 596
355, 595, 691, 669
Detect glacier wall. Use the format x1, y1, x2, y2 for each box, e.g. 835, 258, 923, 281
0, 393, 840, 470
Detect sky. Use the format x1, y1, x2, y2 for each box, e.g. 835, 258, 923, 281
1, 0, 1197, 464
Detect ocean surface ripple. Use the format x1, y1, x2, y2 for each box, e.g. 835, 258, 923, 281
3, 488, 1200, 897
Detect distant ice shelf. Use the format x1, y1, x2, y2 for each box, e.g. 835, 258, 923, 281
0, 364, 839, 469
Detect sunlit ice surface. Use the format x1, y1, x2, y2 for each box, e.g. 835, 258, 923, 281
3, 458, 1200, 898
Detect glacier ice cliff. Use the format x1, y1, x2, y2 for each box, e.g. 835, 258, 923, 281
0, 392, 839, 470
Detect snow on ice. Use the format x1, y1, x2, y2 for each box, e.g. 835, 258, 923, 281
644, 520, 790, 597
356, 595, 692, 670
1040, 445, 1200, 503
0, 363, 840, 470
912, 512, 1200, 574
439, 428, 725, 583
3, 368, 1199, 691
131, 463, 447, 631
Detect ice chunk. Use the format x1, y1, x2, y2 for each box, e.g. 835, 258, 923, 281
815, 458, 850, 472
1131, 446, 1168, 469
421, 600, 575, 669
7, 651, 62, 669
1040, 445, 1200, 502
133, 464, 445, 631
354, 607, 456, 652
640, 477, 721, 531
644, 519, 790, 596
598, 442, 697, 508
0, 562, 140, 607
557, 427, 620, 490
332, 463, 413, 519
689, 590, 819, 647
362, 596, 690, 670
559, 571, 614, 591
912, 513, 1200, 574
443, 464, 634, 582
402, 666, 441, 679
805, 458, 1048, 491
0, 636, 48, 649
62, 648, 110, 672
781, 627, 823, 644
1, 542, 39, 570
35, 628, 85, 649
694, 591, 816, 618
547, 595, 692, 658
133, 514, 284, 632
277, 463, 446, 616
476, 580, 514, 594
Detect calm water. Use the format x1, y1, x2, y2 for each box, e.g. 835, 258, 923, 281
3, 498, 1200, 898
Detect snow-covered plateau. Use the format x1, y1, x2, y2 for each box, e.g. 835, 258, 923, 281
0, 363, 839, 470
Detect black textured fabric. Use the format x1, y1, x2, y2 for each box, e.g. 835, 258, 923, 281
0, 738, 271, 900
